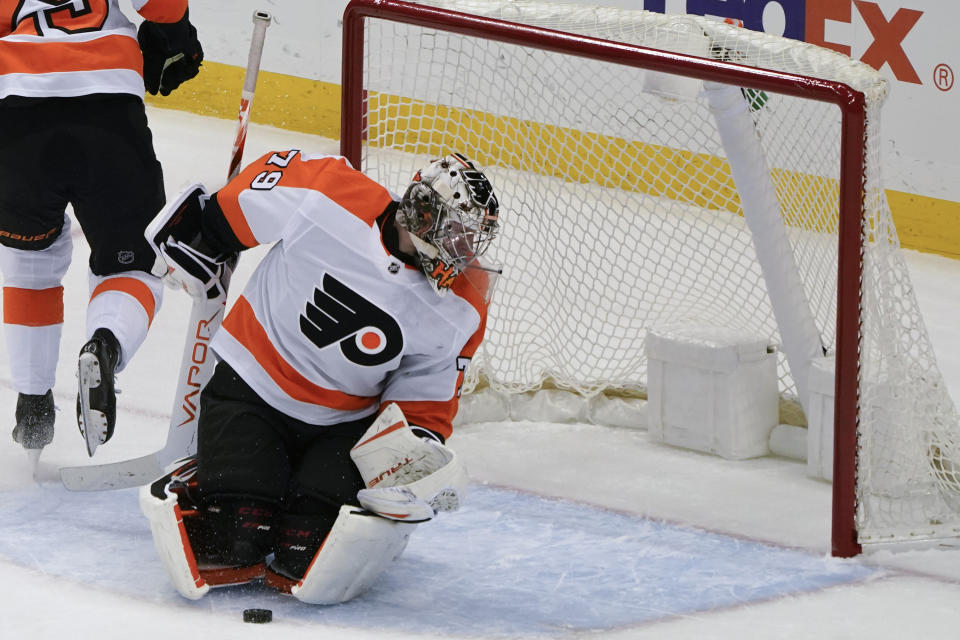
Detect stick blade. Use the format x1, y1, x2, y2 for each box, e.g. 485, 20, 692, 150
59, 453, 164, 491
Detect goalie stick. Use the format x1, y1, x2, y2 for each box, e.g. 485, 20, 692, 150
59, 11, 273, 491
228, 10, 272, 181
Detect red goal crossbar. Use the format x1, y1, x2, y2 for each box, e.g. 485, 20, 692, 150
340, 0, 868, 557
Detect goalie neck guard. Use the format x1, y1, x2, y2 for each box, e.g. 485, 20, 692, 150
398, 153, 500, 295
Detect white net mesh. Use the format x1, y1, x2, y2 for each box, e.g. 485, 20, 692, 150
353, 0, 960, 544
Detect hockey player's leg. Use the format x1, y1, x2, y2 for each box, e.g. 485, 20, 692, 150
76, 328, 120, 456
140, 458, 275, 598
13, 391, 55, 451
78, 271, 162, 456
187, 494, 275, 585
265, 505, 416, 605
264, 508, 339, 592
167, 365, 292, 586
70, 95, 167, 455
0, 217, 73, 454
262, 411, 426, 604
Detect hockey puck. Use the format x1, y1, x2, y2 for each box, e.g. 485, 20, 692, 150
243, 608, 273, 623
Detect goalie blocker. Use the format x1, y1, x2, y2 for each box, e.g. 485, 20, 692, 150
140, 404, 467, 604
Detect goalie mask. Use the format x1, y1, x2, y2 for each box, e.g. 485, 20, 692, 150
397, 153, 500, 294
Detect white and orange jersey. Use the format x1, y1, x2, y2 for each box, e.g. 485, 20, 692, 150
0, 0, 187, 100
210, 150, 490, 440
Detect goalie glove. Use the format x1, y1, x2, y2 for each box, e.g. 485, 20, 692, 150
350, 403, 468, 522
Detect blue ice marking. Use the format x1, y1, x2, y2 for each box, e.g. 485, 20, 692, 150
0, 482, 878, 636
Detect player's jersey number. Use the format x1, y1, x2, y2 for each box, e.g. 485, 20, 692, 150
250, 150, 300, 191
12, 0, 110, 36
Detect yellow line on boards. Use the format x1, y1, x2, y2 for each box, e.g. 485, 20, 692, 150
149, 61, 960, 260
145, 61, 341, 139
887, 192, 960, 260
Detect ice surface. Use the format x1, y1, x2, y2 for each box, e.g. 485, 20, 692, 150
0, 483, 878, 636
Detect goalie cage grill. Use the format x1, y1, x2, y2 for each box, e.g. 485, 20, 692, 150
340, 0, 960, 556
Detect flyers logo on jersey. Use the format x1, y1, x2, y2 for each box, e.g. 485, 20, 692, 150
300, 274, 404, 366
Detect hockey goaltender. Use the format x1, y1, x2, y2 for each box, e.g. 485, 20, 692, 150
139, 150, 502, 604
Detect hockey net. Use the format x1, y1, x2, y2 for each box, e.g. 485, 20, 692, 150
340, 0, 960, 553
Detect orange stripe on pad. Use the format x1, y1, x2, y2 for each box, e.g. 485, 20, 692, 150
222, 296, 378, 411
173, 503, 205, 589
91, 277, 157, 326
3, 286, 64, 327
353, 421, 407, 449
200, 562, 266, 586
296, 531, 332, 590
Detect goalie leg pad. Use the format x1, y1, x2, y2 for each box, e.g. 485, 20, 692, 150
191, 496, 276, 571
265, 509, 339, 589
266, 505, 415, 605
140, 460, 269, 598
350, 403, 468, 521
139, 473, 209, 600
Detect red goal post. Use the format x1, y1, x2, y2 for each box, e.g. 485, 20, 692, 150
339, 0, 897, 558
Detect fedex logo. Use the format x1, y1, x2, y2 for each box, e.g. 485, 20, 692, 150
643, 0, 925, 84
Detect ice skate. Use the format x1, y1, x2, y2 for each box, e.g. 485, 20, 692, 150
76, 328, 120, 457
12, 390, 55, 477
12, 389, 55, 462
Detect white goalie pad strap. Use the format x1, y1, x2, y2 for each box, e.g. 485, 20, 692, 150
350, 403, 468, 521
138, 484, 209, 600
291, 505, 415, 605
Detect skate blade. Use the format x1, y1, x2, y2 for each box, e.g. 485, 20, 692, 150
78, 353, 103, 388
78, 411, 108, 457
78, 353, 107, 457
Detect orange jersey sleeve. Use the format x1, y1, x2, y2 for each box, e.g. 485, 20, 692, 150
132, 0, 188, 23
214, 150, 395, 248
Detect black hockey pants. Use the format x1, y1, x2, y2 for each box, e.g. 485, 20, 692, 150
196, 361, 375, 515
0, 95, 165, 275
